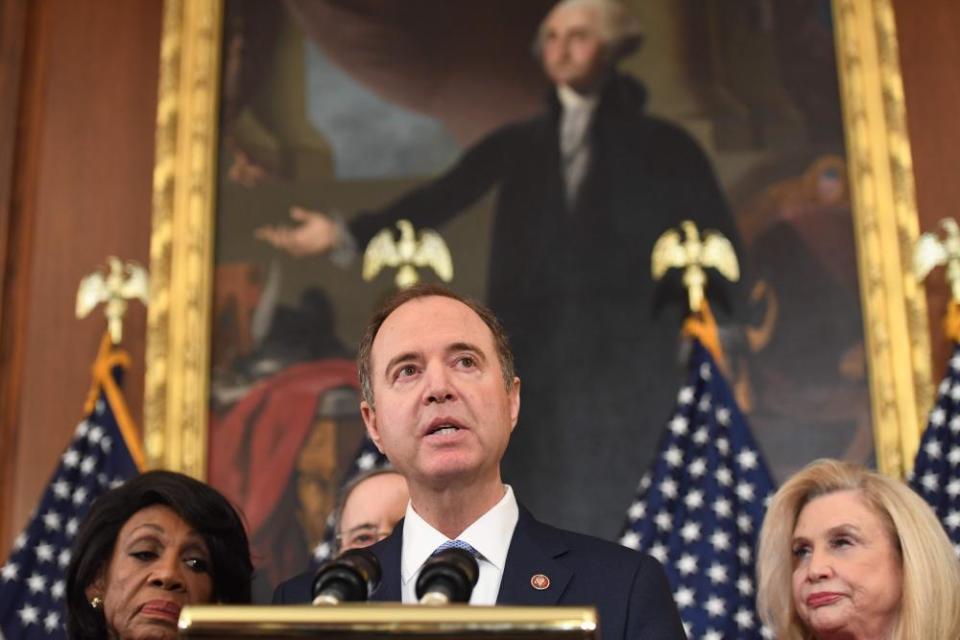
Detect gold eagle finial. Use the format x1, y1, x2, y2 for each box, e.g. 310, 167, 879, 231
915, 218, 960, 301
75, 257, 149, 344
362, 219, 453, 289
651, 220, 740, 313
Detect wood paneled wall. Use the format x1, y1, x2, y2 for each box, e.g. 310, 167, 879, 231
893, 0, 960, 378
0, 0, 31, 558
0, 0, 162, 553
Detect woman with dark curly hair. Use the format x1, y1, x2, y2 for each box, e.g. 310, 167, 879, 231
65, 470, 252, 639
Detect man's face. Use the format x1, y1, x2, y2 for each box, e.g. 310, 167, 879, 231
360, 296, 520, 491
338, 472, 409, 551
541, 4, 609, 93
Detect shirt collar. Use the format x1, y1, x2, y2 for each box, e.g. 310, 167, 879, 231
400, 485, 519, 585
556, 84, 600, 112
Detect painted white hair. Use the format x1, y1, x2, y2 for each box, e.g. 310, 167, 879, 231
533, 0, 644, 63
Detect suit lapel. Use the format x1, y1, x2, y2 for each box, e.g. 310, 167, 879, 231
496, 507, 572, 606
369, 521, 403, 602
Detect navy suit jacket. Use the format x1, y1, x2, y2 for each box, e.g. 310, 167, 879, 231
273, 506, 686, 640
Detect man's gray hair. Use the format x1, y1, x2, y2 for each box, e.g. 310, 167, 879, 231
533, 0, 644, 63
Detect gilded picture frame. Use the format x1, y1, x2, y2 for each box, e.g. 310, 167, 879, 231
145, 0, 932, 485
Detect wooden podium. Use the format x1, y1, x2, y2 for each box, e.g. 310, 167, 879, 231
178, 604, 597, 639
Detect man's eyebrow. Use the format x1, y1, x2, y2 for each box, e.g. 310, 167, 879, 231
343, 523, 377, 535
382, 343, 487, 376
448, 342, 487, 361
383, 351, 421, 377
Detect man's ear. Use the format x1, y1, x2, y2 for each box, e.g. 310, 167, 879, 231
509, 377, 521, 432
360, 401, 384, 454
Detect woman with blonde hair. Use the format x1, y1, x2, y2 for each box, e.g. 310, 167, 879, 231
756, 459, 960, 639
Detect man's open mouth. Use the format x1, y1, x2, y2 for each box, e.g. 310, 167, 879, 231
426, 419, 464, 436
429, 424, 460, 435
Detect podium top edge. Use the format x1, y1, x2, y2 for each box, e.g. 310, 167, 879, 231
179, 603, 597, 634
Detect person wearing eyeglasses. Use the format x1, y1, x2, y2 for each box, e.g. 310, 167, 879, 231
334, 467, 409, 553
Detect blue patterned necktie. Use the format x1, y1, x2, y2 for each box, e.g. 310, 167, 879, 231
433, 539, 479, 558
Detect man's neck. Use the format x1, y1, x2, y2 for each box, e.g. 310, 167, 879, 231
408, 476, 506, 539
555, 66, 613, 100
557, 83, 600, 108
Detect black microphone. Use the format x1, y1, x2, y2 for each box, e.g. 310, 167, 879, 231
415, 548, 480, 605
311, 548, 382, 605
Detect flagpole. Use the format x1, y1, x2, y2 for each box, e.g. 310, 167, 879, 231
681, 301, 729, 372
83, 332, 146, 472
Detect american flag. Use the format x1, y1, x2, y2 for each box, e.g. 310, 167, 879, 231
619, 340, 775, 640
909, 343, 960, 555
310, 436, 389, 564
0, 339, 142, 639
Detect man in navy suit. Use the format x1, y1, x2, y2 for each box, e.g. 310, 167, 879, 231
273, 283, 686, 639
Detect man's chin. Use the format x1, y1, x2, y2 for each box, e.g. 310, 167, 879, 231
419, 460, 483, 486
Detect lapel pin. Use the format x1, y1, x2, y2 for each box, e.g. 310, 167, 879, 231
530, 574, 550, 590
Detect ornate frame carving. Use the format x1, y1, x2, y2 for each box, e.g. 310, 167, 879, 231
832, 0, 932, 475
145, 0, 931, 479
146, 0, 222, 478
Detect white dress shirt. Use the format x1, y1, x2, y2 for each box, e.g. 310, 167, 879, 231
556, 84, 599, 208
400, 485, 519, 605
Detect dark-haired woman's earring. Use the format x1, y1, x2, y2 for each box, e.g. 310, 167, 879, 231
90, 596, 103, 610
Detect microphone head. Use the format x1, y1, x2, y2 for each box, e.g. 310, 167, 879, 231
311, 547, 382, 603
415, 547, 480, 604
339, 547, 382, 589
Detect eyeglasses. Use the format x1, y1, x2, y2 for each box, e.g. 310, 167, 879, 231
336, 524, 392, 550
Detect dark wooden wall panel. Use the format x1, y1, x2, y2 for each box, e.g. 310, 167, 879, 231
3, 0, 162, 552
893, 0, 960, 378
0, 0, 33, 556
